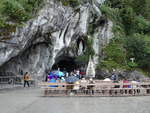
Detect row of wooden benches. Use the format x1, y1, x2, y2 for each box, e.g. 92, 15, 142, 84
40, 82, 150, 96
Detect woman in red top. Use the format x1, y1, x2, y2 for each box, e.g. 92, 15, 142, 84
123, 78, 129, 88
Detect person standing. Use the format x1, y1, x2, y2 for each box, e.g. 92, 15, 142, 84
123, 78, 129, 88
111, 73, 118, 81
87, 78, 95, 95
80, 78, 87, 94
76, 69, 80, 79
23, 72, 30, 87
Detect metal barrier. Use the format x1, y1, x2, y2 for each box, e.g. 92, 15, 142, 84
0, 76, 23, 89
0, 76, 22, 84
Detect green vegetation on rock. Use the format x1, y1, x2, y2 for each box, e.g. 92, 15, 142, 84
99, 0, 150, 73
0, 0, 43, 23
59, 0, 80, 8
0, 0, 43, 39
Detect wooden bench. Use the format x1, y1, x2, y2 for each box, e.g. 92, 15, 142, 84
39, 82, 150, 96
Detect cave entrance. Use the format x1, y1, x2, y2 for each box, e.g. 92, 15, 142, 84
52, 57, 77, 73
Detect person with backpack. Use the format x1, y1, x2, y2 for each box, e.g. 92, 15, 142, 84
23, 72, 30, 87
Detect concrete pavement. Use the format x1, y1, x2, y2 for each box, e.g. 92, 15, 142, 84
0, 88, 150, 113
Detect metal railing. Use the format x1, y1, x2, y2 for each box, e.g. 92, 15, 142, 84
0, 76, 23, 89
0, 76, 22, 84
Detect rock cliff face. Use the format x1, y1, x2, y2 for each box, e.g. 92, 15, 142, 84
0, 0, 113, 80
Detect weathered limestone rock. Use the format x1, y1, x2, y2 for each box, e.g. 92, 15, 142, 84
0, 0, 113, 80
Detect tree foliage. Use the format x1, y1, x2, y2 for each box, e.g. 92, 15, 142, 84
100, 0, 150, 72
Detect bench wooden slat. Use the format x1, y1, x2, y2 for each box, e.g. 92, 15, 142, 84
39, 81, 150, 96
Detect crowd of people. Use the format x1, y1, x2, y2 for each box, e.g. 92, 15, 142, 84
110, 73, 140, 88
46, 69, 86, 82
23, 68, 141, 93
45, 68, 97, 95
45, 69, 142, 95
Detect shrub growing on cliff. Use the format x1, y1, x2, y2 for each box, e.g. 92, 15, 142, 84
2, 0, 29, 22
59, 0, 80, 8
0, 0, 43, 39
100, 38, 127, 70
0, 0, 43, 24
0, 17, 6, 27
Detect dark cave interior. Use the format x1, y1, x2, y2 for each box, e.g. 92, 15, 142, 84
52, 57, 77, 72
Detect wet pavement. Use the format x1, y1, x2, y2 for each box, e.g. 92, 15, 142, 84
0, 84, 22, 90
0, 88, 150, 113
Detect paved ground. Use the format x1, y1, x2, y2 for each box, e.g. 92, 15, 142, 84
0, 87, 150, 113
0, 84, 22, 90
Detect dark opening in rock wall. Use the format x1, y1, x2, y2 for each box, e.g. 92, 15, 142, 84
52, 57, 77, 72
